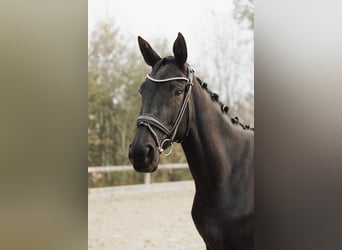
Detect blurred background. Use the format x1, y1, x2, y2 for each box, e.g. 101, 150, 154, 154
88, 0, 254, 188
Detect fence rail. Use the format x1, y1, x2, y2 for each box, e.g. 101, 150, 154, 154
88, 163, 188, 184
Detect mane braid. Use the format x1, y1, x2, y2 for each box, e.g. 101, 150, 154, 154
196, 77, 254, 131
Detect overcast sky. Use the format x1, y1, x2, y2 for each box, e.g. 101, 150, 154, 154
88, 0, 254, 100
88, 0, 234, 60
88, 0, 233, 37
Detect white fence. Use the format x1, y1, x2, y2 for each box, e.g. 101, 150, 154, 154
88, 163, 188, 185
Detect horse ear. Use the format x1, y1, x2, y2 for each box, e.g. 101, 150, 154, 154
138, 36, 161, 67
173, 32, 187, 67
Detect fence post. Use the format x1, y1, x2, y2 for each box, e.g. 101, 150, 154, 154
144, 173, 151, 185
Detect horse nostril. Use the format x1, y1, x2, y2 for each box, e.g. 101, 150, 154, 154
145, 144, 155, 164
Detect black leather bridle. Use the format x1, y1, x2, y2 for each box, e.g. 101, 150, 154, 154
137, 65, 194, 155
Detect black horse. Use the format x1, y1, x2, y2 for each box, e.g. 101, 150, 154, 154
129, 33, 254, 250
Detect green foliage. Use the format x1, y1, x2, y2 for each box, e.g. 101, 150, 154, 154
88, 168, 193, 188
88, 171, 145, 187
151, 168, 192, 183
88, 19, 144, 166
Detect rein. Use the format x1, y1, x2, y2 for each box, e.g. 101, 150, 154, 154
137, 66, 194, 155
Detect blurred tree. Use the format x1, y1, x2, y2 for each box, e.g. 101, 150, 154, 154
233, 0, 254, 29
198, 1, 254, 126
88, 19, 145, 166
232, 0, 254, 126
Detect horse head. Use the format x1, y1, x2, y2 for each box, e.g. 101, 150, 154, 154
129, 33, 193, 172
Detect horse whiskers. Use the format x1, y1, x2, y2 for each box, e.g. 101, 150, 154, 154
196, 77, 254, 131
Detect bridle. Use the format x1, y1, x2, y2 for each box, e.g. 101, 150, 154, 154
137, 65, 194, 156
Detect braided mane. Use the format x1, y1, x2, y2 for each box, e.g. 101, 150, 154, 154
196, 77, 254, 131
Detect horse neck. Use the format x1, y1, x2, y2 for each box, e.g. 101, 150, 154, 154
181, 79, 243, 192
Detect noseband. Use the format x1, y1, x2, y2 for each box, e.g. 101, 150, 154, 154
137, 65, 194, 155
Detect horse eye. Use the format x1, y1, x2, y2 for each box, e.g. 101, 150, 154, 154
175, 89, 183, 96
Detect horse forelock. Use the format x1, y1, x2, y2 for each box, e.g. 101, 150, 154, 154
151, 56, 187, 78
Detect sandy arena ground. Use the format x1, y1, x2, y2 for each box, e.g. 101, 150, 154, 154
88, 181, 205, 250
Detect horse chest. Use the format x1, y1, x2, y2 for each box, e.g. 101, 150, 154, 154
191, 193, 254, 250
191, 203, 224, 249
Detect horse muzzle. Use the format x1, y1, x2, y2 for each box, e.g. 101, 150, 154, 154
129, 141, 159, 173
